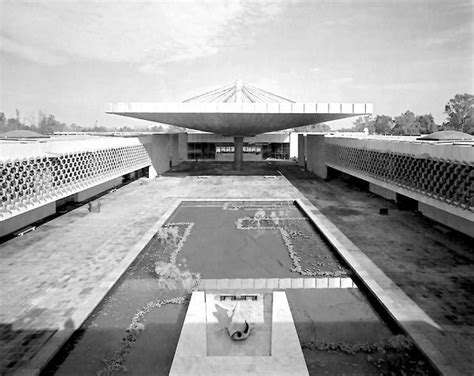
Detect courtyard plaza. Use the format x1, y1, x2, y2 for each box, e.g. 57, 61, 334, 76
0, 161, 472, 375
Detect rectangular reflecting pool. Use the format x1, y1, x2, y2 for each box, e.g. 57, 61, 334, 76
43, 201, 435, 376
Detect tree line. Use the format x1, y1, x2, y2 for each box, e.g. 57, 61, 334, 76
0, 110, 173, 135
299, 93, 473, 135
2, 94, 472, 136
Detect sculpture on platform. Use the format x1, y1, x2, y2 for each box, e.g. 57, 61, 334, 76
214, 296, 255, 341
226, 302, 252, 341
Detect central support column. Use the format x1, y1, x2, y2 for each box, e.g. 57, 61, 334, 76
233, 136, 244, 170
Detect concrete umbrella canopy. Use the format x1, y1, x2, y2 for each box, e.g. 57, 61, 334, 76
107, 81, 373, 169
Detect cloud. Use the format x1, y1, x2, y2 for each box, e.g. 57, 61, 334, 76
331, 77, 353, 85
1, 1, 284, 72
0, 35, 68, 66
417, 26, 472, 48
381, 82, 444, 91
412, 14, 473, 49
352, 81, 445, 91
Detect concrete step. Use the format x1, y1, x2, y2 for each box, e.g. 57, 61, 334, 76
198, 277, 357, 290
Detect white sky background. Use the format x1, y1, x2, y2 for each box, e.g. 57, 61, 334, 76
0, 0, 473, 130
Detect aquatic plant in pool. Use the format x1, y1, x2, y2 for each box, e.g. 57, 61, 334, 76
97, 295, 189, 376
153, 262, 194, 290
157, 222, 194, 265
235, 203, 349, 277
96, 222, 200, 376
301, 334, 431, 375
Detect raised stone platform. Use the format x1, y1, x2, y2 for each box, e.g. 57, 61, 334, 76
206, 293, 271, 357
169, 291, 309, 376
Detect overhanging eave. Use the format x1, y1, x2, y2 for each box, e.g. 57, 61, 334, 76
106, 102, 373, 136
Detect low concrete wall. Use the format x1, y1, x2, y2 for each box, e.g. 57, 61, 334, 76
139, 134, 177, 177
171, 134, 180, 166
178, 133, 188, 161
0, 202, 56, 237
298, 134, 306, 167
306, 135, 327, 179
369, 182, 397, 201
75, 177, 123, 202
419, 202, 474, 237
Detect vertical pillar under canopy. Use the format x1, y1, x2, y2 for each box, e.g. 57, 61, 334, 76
233, 136, 244, 170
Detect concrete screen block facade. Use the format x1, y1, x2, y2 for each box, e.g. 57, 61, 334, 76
324, 137, 473, 212
301, 135, 473, 236
0, 134, 184, 236
0, 138, 150, 222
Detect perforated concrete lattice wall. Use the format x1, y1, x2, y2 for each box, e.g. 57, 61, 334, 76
0, 145, 151, 221
325, 144, 473, 212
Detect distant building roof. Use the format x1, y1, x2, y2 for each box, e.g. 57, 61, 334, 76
0, 130, 50, 139
417, 130, 473, 141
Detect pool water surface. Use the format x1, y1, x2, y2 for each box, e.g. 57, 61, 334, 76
44, 201, 433, 375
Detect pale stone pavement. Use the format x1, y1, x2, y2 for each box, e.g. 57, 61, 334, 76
0, 161, 472, 375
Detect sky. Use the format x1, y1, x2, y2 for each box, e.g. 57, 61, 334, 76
0, 0, 473, 130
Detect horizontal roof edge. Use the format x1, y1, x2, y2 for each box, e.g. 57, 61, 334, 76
106, 102, 373, 115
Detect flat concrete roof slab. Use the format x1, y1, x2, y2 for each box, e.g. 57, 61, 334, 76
107, 102, 373, 136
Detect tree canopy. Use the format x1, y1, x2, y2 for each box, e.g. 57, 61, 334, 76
353, 115, 375, 133
295, 123, 331, 132
346, 94, 474, 135
416, 114, 437, 134
392, 111, 416, 135
373, 115, 394, 134
350, 110, 439, 135
443, 93, 473, 134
